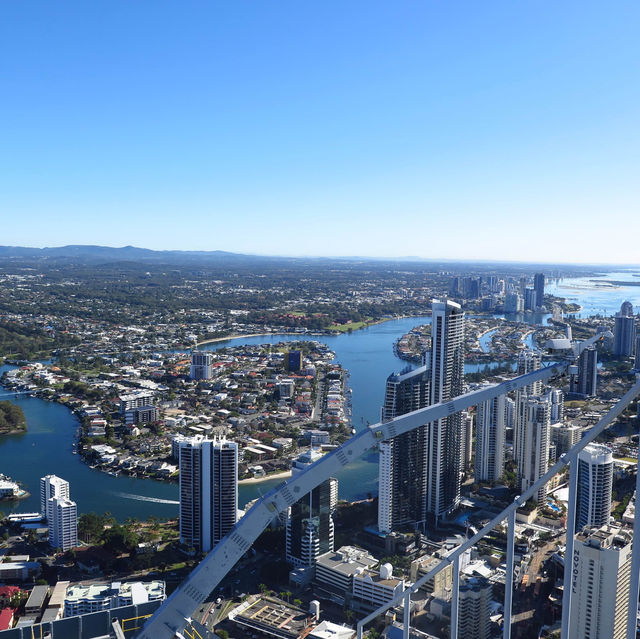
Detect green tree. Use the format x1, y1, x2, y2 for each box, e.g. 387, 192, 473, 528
78, 512, 107, 543
101, 524, 139, 554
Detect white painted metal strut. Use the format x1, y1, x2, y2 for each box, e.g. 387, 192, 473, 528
356, 377, 640, 639
560, 457, 579, 639
503, 509, 515, 639
138, 360, 574, 639
626, 437, 640, 639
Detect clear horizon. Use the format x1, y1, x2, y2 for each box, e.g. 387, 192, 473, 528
1, 2, 639, 263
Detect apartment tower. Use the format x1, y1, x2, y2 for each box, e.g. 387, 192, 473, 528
567, 526, 632, 639
474, 392, 506, 484
179, 435, 238, 552
576, 444, 613, 532
40, 475, 70, 523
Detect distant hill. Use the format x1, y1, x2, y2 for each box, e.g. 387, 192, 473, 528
0, 244, 623, 270
0, 245, 248, 262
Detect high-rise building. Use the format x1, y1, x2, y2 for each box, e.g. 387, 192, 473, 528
567, 526, 632, 639
457, 577, 493, 639
620, 301, 634, 317
613, 302, 636, 357
504, 292, 524, 313
514, 350, 542, 462
576, 444, 613, 532
570, 346, 598, 397
178, 435, 238, 552
40, 475, 70, 522
48, 497, 77, 551
285, 350, 303, 372
474, 393, 506, 484
534, 273, 545, 309
548, 388, 565, 422
286, 449, 337, 568
516, 396, 550, 504
378, 366, 430, 532
516, 350, 542, 395
634, 335, 640, 372
524, 288, 537, 311
551, 423, 581, 457
426, 299, 465, 523
504, 396, 516, 430
190, 351, 214, 380
461, 411, 474, 469
378, 299, 464, 530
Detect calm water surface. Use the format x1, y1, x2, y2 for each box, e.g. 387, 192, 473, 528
1, 275, 632, 521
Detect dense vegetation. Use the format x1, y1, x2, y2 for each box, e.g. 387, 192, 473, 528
0, 400, 27, 434
0, 321, 79, 359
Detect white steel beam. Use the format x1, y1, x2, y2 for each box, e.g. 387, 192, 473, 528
560, 459, 578, 639
503, 508, 515, 639
626, 441, 640, 639
451, 554, 460, 639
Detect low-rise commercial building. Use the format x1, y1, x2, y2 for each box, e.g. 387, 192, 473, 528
64, 581, 166, 617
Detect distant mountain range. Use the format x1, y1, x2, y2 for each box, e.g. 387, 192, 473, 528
0, 245, 248, 262
0, 244, 627, 269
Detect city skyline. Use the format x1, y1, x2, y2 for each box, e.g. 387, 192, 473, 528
2, 2, 639, 263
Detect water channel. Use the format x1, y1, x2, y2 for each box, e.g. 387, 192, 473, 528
1, 271, 636, 522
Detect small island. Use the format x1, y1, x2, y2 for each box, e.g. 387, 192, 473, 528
0, 400, 27, 435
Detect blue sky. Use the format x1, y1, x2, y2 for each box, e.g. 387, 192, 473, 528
1, 1, 638, 263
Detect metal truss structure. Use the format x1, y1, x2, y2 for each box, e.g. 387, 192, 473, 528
138, 335, 640, 639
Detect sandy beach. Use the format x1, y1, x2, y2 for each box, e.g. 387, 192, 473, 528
239, 470, 292, 485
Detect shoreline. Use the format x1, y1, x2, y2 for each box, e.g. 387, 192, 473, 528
239, 470, 292, 485
194, 315, 425, 348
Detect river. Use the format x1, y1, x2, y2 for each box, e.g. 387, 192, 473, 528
1, 273, 634, 521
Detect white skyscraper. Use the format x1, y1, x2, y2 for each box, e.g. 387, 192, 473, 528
378, 299, 464, 530
48, 497, 78, 551
179, 435, 238, 552
426, 299, 465, 523
514, 350, 542, 464
40, 475, 70, 522
516, 396, 550, 504
474, 392, 506, 483
547, 388, 565, 422
567, 526, 632, 639
516, 350, 542, 395
576, 444, 613, 532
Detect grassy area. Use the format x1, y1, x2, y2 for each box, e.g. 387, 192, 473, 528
616, 457, 638, 464
327, 318, 382, 332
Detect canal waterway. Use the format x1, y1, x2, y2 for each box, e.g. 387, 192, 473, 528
1, 274, 634, 521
